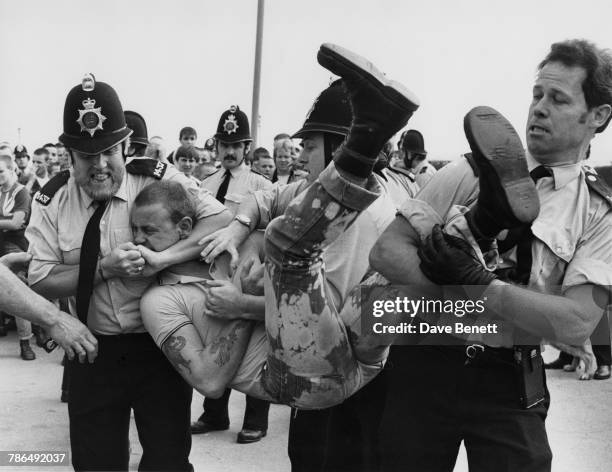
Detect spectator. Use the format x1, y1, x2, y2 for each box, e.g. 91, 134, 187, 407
27, 148, 50, 196
0, 153, 35, 360
271, 138, 297, 185
168, 126, 197, 163
145, 136, 167, 162
175, 145, 200, 184
44, 143, 58, 163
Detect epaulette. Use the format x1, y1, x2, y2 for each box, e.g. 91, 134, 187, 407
419, 165, 428, 174
126, 158, 167, 180
464, 153, 479, 177
584, 168, 612, 207
33, 170, 70, 206
388, 165, 416, 182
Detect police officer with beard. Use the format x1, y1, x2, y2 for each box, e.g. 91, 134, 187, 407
26, 74, 230, 471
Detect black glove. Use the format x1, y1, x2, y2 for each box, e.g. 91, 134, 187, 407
417, 225, 497, 286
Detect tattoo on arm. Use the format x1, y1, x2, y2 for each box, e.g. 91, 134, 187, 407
162, 335, 193, 375
210, 321, 248, 367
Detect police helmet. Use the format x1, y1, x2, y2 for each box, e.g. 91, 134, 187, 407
214, 105, 252, 143
59, 73, 132, 155
124, 111, 149, 146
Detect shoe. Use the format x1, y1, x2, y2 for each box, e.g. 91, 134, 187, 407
317, 43, 420, 172
463, 106, 540, 238
594, 365, 611, 380
236, 429, 267, 444
0, 325, 6, 337
20, 340, 36, 361
60, 390, 69, 403
190, 420, 229, 435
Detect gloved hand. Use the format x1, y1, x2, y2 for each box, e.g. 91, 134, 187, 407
417, 225, 497, 286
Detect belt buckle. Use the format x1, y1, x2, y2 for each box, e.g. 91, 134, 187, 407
465, 344, 485, 359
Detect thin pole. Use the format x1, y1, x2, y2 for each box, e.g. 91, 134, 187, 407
251, 0, 265, 148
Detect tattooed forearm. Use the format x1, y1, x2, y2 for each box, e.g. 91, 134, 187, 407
162, 335, 193, 374
210, 321, 249, 367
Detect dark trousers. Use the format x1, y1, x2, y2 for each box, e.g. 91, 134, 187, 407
68, 333, 192, 471
199, 389, 270, 430
288, 367, 389, 472
379, 345, 552, 472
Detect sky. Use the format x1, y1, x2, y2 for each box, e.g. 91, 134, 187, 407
2, 0, 612, 165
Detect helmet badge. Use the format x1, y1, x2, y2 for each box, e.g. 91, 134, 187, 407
223, 114, 239, 135
77, 97, 107, 137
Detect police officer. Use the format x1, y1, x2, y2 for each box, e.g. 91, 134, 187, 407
26, 74, 229, 471
200, 106, 272, 210
400, 129, 437, 188
124, 110, 149, 158
193, 105, 272, 444
370, 39, 612, 471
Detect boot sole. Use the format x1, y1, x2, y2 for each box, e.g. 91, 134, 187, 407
464, 106, 539, 224
317, 43, 420, 114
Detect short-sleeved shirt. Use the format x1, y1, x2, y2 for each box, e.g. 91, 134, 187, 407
399, 154, 612, 343
0, 181, 31, 252
26, 164, 226, 335
201, 162, 273, 216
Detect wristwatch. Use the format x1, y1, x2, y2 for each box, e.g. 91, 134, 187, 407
234, 214, 251, 228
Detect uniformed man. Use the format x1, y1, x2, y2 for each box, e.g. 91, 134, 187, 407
370, 38, 612, 472
400, 129, 437, 188
124, 110, 149, 158
26, 73, 230, 471
197, 59, 415, 471
193, 105, 273, 444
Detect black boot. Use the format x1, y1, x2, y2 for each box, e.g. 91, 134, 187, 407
463, 106, 540, 239
317, 43, 420, 178
0, 313, 6, 337
20, 339, 36, 361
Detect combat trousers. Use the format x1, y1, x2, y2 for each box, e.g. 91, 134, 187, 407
68, 333, 192, 471
261, 163, 384, 409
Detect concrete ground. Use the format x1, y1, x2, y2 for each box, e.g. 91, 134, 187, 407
1, 333, 610, 472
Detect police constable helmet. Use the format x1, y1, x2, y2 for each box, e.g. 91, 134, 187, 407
401, 129, 427, 155
292, 79, 351, 139
124, 111, 149, 146
214, 105, 252, 143
14, 144, 29, 159
59, 73, 132, 155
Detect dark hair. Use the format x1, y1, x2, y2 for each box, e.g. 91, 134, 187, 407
133, 181, 196, 223
175, 145, 199, 160
44, 143, 56, 149
33, 148, 49, 157
252, 147, 271, 162
539, 39, 612, 133
179, 126, 197, 140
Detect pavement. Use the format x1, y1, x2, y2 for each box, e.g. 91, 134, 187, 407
1, 332, 611, 472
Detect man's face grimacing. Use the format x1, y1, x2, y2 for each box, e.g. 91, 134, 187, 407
131, 203, 191, 252
297, 134, 326, 183
526, 61, 612, 165
72, 143, 125, 201
218, 141, 248, 170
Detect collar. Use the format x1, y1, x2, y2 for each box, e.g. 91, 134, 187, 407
227, 161, 248, 177
526, 153, 582, 190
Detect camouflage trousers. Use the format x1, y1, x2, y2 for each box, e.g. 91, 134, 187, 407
261, 164, 387, 409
